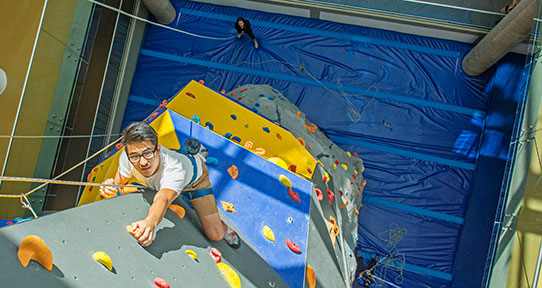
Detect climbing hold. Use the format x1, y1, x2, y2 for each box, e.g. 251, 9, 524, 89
296, 137, 306, 148
288, 164, 297, 173
93, 251, 113, 271
279, 175, 292, 188
227, 165, 239, 180
209, 248, 222, 263
335, 160, 340, 165
362, 180, 367, 186
307, 167, 312, 174
341, 164, 348, 171
288, 188, 301, 203
259, 94, 265, 97
355, 208, 359, 215
262, 127, 270, 133
190, 115, 201, 125
205, 121, 214, 130
329, 216, 339, 237
339, 190, 343, 196
273, 121, 280, 126
333, 164, 337, 170
116, 142, 123, 149
231, 136, 241, 144
350, 181, 354, 187
185, 250, 198, 261
126, 224, 139, 238
87, 173, 92, 182
269, 157, 288, 170
186, 92, 195, 99
307, 265, 316, 288
252, 107, 260, 114
340, 205, 345, 210
154, 277, 171, 288
18, 235, 53, 271
230, 114, 237, 120
304, 125, 310, 130
220, 89, 226, 94
353, 152, 358, 157
223, 132, 233, 139
168, 204, 185, 219
308, 145, 312, 150
352, 174, 357, 180
254, 148, 266, 156
206, 157, 219, 165
347, 151, 352, 157
287, 217, 294, 224
354, 169, 358, 175
255, 102, 260, 107
244, 141, 253, 149
357, 187, 361, 195
276, 133, 282, 140
286, 238, 302, 254
268, 96, 274, 100
323, 172, 330, 183
296, 111, 301, 116
217, 263, 241, 288
263, 225, 275, 242
314, 188, 323, 201
345, 200, 349, 206
238, 97, 242, 101
221, 201, 236, 213
327, 189, 334, 205
198, 80, 205, 85
362, 165, 365, 172
231, 91, 236, 96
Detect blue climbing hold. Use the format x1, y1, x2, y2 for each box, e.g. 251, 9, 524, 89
231, 136, 242, 143
259, 94, 265, 97
206, 157, 219, 166
223, 132, 232, 139
190, 115, 200, 125
252, 107, 259, 114
262, 127, 270, 133
280, 98, 286, 101
268, 96, 274, 100
205, 121, 214, 130
230, 114, 237, 120
272, 88, 278, 93
255, 103, 260, 107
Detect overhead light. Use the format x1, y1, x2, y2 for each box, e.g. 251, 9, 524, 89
0, 68, 6, 95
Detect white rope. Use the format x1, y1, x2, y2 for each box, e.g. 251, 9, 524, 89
87, 0, 236, 41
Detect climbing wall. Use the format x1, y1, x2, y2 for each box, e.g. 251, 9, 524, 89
0, 192, 288, 287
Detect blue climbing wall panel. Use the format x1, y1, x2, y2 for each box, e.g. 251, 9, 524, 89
166, 110, 312, 288
123, 0, 529, 286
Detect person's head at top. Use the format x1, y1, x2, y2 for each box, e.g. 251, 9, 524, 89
237, 17, 245, 29
122, 121, 161, 178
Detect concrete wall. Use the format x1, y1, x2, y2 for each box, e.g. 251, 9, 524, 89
0, 0, 77, 218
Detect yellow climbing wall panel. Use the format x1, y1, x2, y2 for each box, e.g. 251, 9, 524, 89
166, 80, 316, 178
78, 112, 181, 205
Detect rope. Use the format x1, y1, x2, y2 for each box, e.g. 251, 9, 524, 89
0, 137, 123, 198
373, 223, 407, 287
87, 0, 236, 41
0, 133, 121, 139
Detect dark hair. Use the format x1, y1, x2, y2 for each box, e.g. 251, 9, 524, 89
237, 17, 244, 23
122, 121, 158, 146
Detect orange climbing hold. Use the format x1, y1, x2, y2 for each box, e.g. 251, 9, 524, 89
17, 235, 53, 271
362, 180, 367, 186
345, 200, 349, 205
355, 207, 359, 215
340, 205, 345, 209
307, 265, 316, 288
168, 204, 185, 219
297, 137, 306, 148
254, 148, 266, 156
296, 111, 301, 116
126, 224, 139, 238
308, 145, 312, 150
244, 141, 253, 149
227, 165, 239, 179
276, 133, 282, 140
221, 201, 236, 213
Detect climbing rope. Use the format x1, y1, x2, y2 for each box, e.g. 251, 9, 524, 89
0, 133, 120, 139
87, 0, 236, 41
0, 136, 124, 199
369, 223, 408, 287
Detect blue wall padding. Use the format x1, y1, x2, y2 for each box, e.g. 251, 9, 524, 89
123, 1, 528, 286
167, 110, 312, 288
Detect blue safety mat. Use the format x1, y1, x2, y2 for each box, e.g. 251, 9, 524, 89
123, 1, 528, 286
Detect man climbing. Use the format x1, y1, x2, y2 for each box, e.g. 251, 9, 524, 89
235, 17, 259, 49
100, 121, 241, 249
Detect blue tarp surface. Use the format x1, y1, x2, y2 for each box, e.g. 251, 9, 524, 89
123, 1, 528, 286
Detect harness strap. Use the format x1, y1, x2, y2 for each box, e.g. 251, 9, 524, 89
184, 188, 213, 200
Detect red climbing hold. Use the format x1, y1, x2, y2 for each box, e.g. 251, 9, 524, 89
322, 175, 327, 183
154, 277, 170, 288
158, 103, 166, 110
339, 190, 343, 196
220, 89, 226, 94
315, 188, 323, 201
232, 91, 236, 96
307, 168, 312, 174
149, 112, 158, 120
186, 92, 195, 99
288, 164, 297, 173
353, 152, 358, 158
352, 174, 357, 180
288, 188, 301, 203
237, 97, 242, 101
87, 173, 92, 182
209, 248, 222, 263
198, 80, 205, 85
350, 181, 354, 187
335, 160, 340, 165
327, 189, 334, 205
286, 238, 302, 254
115, 142, 123, 149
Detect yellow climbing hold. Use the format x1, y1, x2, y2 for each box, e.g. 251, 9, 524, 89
341, 164, 348, 171
347, 151, 352, 157
279, 175, 292, 188
333, 164, 337, 170
354, 169, 358, 175
268, 157, 288, 170
361, 165, 365, 172
317, 160, 324, 167
217, 262, 241, 288
263, 225, 275, 242
93, 251, 113, 271
324, 172, 330, 183
185, 250, 198, 260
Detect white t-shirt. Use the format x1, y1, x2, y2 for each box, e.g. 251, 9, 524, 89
118, 145, 204, 194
